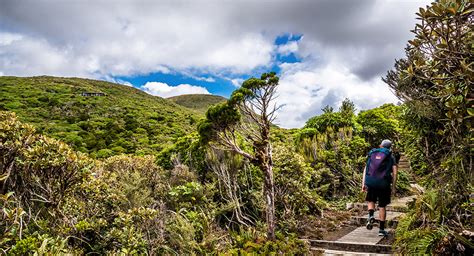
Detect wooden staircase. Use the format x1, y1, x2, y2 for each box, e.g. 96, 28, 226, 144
307, 196, 416, 255
306, 154, 421, 255
397, 154, 411, 171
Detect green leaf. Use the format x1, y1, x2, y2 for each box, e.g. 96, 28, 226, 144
0, 172, 9, 181
461, 9, 474, 16
467, 108, 474, 116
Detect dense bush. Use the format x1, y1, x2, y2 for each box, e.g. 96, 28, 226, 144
356, 104, 401, 148
384, 0, 473, 253
0, 111, 224, 254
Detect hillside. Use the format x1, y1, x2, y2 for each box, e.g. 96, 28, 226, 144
0, 76, 200, 157
168, 94, 226, 113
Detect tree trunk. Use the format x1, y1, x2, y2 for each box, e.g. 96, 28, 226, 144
262, 159, 275, 240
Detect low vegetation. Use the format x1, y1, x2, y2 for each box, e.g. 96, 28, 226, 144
168, 94, 226, 114
0, 0, 472, 254
0, 76, 199, 157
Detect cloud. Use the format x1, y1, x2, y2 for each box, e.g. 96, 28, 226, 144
0, 32, 23, 46
230, 78, 244, 87
141, 82, 210, 98
0, 1, 276, 77
103, 76, 133, 87
0, 0, 429, 127
277, 41, 299, 56
0, 0, 426, 79
274, 61, 398, 128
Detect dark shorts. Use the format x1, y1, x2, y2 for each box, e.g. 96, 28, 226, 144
366, 186, 391, 207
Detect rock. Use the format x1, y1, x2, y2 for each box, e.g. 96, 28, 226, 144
346, 202, 354, 210
410, 183, 425, 194
461, 230, 474, 238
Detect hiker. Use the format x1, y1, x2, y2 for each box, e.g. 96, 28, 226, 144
361, 139, 398, 237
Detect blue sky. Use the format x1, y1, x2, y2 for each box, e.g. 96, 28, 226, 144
0, 0, 428, 127
116, 34, 303, 97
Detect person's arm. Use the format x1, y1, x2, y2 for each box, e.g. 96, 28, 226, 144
362, 165, 367, 192
391, 165, 398, 195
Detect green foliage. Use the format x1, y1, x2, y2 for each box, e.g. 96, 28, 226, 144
198, 72, 280, 240
296, 125, 369, 199
395, 169, 411, 196
198, 102, 242, 144
98, 155, 166, 208
169, 94, 227, 113
339, 98, 356, 119
0, 111, 91, 221
273, 144, 325, 218
305, 98, 357, 134
395, 189, 474, 255
356, 104, 401, 148
0, 111, 225, 254
168, 182, 206, 209
198, 72, 278, 144
384, 1, 473, 253
226, 228, 309, 255
298, 99, 378, 200
8, 233, 72, 255
384, 0, 472, 181
0, 76, 199, 156
305, 111, 353, 133
156, 132, 207, 178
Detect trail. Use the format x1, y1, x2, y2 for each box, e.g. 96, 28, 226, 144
306, 154, 421, 255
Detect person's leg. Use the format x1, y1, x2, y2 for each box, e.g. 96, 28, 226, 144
379, 206, 386, 221
368, 201, 375, 212
377, 187, 391, 236
366, 188, 377, 230
379, 206, 386, 231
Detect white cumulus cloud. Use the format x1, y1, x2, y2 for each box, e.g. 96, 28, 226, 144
274, 60, 399, 128
277, 40, 299, 56
230, 78, 244, 87
141, 82, 210, 98
0, 0, 429, 127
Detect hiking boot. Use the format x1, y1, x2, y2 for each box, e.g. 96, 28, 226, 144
366, 216, 375, 230
378, 229, 389, 237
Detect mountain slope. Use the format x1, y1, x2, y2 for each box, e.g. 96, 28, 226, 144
0, 76, 200, 157
168, 94, 226, 113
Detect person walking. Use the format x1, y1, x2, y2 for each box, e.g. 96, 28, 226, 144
362, 139, 398, 237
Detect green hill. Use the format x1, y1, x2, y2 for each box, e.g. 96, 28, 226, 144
0, 76, 200, 157
168, 94, 226, 113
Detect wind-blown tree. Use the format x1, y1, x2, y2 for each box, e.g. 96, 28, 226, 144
198, 72, 279, 240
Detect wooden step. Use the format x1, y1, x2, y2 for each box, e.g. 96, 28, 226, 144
351, 196, 416, 213
308, 240, 393, 254
307, 227, 393, 254
320, 249, 392, 255
351, 211, 403, 227
351, 203, 409, 213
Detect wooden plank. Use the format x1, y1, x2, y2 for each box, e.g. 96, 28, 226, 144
338, 227, 389, 244
307, 239, 393, 254
352, 210, 403, 223
352, 195, 416, 213
323, 249, 392, 256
